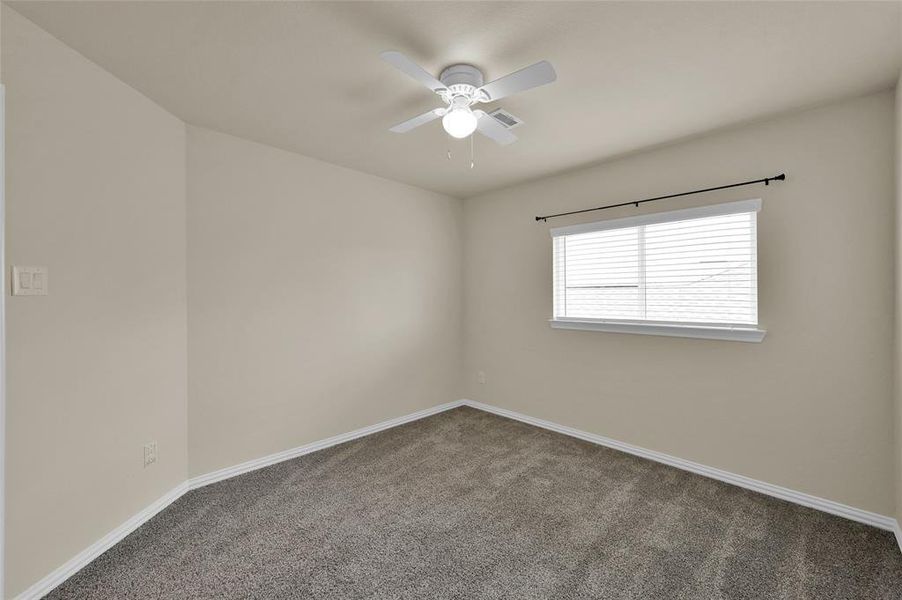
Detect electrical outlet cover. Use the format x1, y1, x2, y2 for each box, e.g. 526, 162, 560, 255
143, 441, 157, 467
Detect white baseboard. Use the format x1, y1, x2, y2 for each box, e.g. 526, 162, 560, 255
15, 397, 900, 600
187, 400, 465, 490
15, 400, 464, 600
461, 399, 897, 532
14, 481, 189, 600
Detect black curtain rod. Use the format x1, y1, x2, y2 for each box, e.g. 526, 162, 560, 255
535, 173, 786, 222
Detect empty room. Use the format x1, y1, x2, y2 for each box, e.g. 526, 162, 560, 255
3, 1, 902, 598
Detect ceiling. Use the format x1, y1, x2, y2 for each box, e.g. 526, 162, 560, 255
7, 1, 902, 198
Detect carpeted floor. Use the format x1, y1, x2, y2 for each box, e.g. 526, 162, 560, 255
46, 406, 902, 599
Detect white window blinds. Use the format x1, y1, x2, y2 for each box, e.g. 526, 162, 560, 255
552, 199, 760, 328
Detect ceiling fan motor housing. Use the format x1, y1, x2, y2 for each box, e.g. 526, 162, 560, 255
440, 64, 484, 88
439, 64, 487, 104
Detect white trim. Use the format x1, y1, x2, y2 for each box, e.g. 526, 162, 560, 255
549, 198, 762, 237
12, 397, 900, 599
14, 400, 465, 599
550, 318, 767, 342
460, 399, 896, 532
188, 400, 465, 489
1, 83, 7, 599
13, 482, 189, 600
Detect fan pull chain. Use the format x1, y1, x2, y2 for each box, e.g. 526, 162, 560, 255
470, 134, 475, 169
447, 149, 452, 160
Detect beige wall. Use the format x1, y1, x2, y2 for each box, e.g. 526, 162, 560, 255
463, 91, 896, 516
186, 126, 462, 477
3, 7, 188, 597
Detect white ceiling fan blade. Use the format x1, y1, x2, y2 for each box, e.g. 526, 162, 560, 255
477, 60, 556, 102
475, 110, 517, 145
380, 51, 446, 93
390, 108, 443, 133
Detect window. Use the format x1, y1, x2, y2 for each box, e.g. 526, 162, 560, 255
550, 199, 765, 342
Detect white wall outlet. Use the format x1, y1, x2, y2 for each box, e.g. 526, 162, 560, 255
477, 370, 486, 384
143, 441, 158, 467
11, 266, 48, 296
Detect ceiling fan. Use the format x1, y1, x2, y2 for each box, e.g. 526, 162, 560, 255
381, 51, 557, 145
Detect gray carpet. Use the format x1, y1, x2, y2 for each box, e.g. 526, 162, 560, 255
46, 406, 902, 599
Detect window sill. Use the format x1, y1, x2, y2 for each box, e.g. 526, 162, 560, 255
549, 319, 766, 343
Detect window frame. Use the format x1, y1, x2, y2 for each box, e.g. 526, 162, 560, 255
549, 199, 766, 343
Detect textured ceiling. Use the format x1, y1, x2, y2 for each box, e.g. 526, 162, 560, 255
6, 1, 902, 198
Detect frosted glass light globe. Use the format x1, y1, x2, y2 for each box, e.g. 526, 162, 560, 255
442, 108, 478, 139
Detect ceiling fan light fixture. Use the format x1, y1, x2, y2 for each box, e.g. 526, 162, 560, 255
442, 107, 478, 139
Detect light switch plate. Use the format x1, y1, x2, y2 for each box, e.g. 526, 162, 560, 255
11, 266, 48, 296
